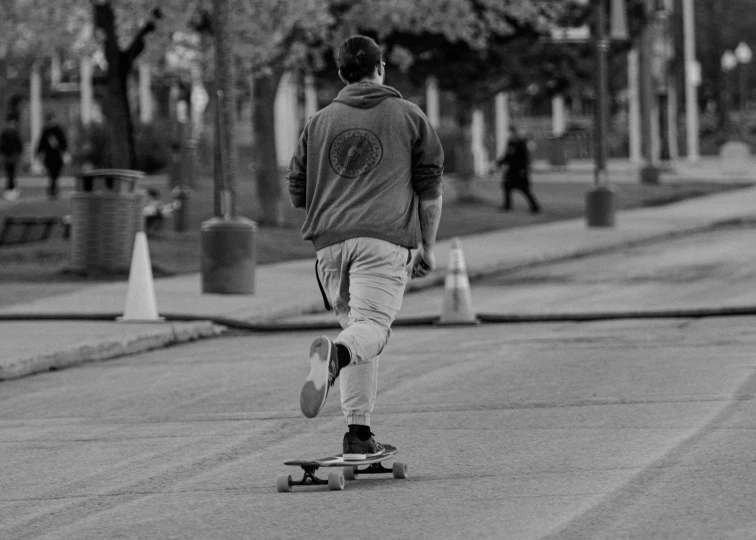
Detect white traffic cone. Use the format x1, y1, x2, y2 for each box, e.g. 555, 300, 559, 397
438, 237, 478, 325
118, 231, 164, 322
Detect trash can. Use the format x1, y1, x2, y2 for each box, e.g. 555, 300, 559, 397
69, 169, 146, 273
200, 216, 257, 294
547, 135, 568, 167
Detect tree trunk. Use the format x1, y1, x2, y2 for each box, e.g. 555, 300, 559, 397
94, 0, 157, 170
252, 70, 284, 226
104, 74, 136, 169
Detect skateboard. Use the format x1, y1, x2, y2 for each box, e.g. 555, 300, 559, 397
277, 444, 407, 492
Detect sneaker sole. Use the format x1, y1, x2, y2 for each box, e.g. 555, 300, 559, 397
299, 336, 332, 418
343, 449, 385, 461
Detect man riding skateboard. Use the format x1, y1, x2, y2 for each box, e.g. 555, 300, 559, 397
287, 35, 444, 459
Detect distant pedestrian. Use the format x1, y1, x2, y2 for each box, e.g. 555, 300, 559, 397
35, 113, 69, 200
495, 125, 540, 213
0, 116, 23, 201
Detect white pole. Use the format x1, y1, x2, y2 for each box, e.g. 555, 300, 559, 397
50, 54, 61, 86
274, 71, 298, 167
29, 63, 42, 168
80, 57, 93, 126
552, 94, 566, 136
138, 63, 153, 124
426, 77, 440, 128
471, 108, 488, 176
682, 0, 699, 161
304, 73, 318, 119
667, 76, 679, 161
628, 48, 642, 164
494, 91, 509, 157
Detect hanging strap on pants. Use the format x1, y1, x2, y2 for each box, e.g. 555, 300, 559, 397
315, 260, 332, 311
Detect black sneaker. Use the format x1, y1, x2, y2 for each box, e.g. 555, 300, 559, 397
299, 336, 339, 418
342, 431, 385, 460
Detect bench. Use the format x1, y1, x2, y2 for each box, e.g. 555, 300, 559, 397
0, 216, 70, 246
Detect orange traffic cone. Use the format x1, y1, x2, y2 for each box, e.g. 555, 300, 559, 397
118, 231, 164, 322
438, 237, 478, 325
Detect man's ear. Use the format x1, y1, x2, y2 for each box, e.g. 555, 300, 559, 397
338, 69, 348, 85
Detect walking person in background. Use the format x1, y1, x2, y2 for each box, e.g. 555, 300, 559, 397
35, 113, 69, 200
495, 125, 541, 213
287, 35, 444, 458
0, 116, 23, 201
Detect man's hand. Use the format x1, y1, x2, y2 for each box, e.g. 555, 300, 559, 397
409, 248, 436, 279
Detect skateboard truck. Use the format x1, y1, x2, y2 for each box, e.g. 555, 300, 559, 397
342, 461, 404, 480
278, 465, 345, 492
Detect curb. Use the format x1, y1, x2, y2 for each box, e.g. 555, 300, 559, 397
0, 322, 222, 381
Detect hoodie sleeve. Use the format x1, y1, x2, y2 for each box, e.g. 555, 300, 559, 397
410, 108, 444, 200
287, 126, 308, 208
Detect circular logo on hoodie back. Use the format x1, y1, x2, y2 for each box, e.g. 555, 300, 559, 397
328, 129, 383, 178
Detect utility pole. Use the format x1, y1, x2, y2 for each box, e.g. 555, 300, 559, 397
200, 0, 257, 295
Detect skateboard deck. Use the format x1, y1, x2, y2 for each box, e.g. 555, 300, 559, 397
277, 445, 407, 491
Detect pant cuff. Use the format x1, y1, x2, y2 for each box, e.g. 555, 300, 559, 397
345, 413, 370, 426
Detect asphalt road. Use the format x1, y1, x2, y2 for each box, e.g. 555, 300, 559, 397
2, 224, 756, 539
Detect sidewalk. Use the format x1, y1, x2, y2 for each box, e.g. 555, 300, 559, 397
1, 182, 755, 381
531, 156, 756, 183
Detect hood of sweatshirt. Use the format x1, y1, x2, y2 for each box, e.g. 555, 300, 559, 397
332, 83, 404, 109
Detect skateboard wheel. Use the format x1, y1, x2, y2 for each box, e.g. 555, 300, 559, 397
276, 474, 292, 492
392, 462, 408, 479
328, 472, 345, 490
343, 466, 357, 481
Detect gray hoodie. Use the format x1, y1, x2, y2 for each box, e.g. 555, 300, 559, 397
287, 83, 444, 251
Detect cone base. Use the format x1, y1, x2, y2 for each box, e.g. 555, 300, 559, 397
435, 318, 480, 327
116, 316, 166, 323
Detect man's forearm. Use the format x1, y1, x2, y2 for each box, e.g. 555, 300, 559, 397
418, 195, 442, 250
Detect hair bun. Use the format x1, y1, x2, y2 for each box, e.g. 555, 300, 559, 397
337, 35, 382, 83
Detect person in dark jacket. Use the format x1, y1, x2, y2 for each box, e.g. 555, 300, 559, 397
35, 113, 69, 199
495, 125, 540, 213
0, 117, 23, 201
287, 35, 444, 458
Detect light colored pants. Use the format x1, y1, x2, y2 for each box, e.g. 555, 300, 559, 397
316, 237, 409, 427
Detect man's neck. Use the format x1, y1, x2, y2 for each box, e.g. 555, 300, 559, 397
351, 76, 383, 86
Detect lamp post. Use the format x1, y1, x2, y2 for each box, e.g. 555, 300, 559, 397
734, 42, 752, 115
682, 0, 700, 161
722, 50, 737, 127
199, 0, 258, 294
586, 0, 627, 227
